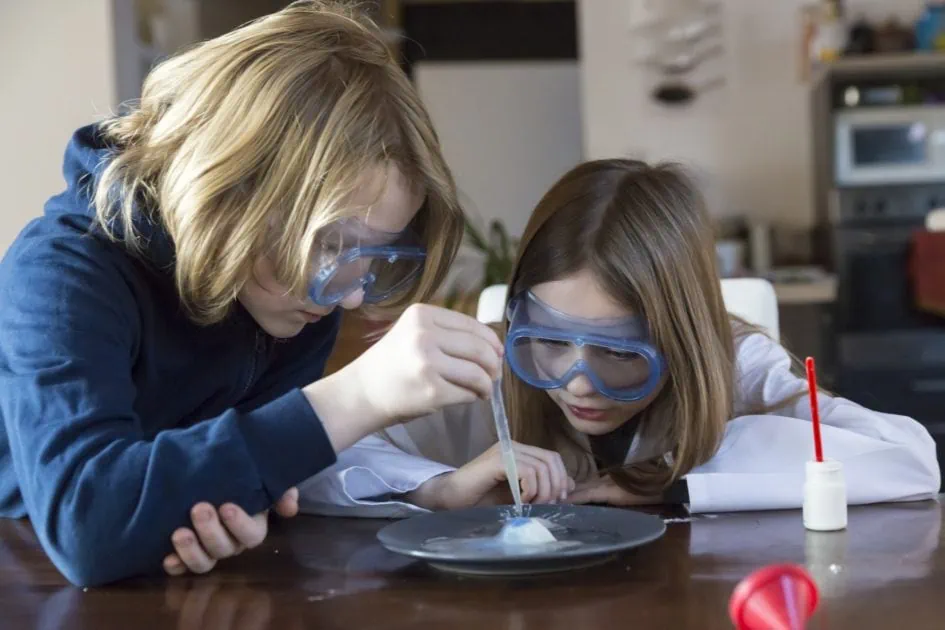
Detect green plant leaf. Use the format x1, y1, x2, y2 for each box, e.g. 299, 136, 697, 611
496, 221, 513, 261
463, 214, 488, 252
458, 212, 518, 290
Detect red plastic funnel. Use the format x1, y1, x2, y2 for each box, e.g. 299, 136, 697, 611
729, 564, 819, 630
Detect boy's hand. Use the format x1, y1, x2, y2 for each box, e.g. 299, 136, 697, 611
306, 304, 504, 454
163, 487, 299, 576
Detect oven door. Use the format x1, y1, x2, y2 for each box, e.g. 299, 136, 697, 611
834, 224, 943, 333
839, 366, 945, 428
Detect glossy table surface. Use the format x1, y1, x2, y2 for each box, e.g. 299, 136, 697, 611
2, 500, 944, 629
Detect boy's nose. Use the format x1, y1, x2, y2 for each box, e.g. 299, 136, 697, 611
339, 287, 365, 310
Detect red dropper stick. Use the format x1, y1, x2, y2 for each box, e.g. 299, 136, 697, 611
805, 357, 824, 463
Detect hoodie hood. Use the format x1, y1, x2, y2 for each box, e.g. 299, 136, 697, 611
51, 124, 176, 272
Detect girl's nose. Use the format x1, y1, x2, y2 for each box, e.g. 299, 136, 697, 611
564, 373, 596, 397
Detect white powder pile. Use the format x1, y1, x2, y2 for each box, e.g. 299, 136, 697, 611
498, 517, 557, 546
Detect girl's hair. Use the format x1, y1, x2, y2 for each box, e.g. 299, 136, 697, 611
504, 159, 735, 495
93, 0, 462, 324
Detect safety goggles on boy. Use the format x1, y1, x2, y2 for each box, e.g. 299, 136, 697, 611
309, 218, 426, 307
505, 291, 666, 402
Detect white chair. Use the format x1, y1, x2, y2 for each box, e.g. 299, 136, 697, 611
719, 277, 780, 341
476, 284, 509, 325
475, 278, 780, 341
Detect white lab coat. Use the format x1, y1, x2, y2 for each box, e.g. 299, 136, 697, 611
299, 331, 941, 517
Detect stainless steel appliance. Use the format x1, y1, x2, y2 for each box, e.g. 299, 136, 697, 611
834, 106, 945, 186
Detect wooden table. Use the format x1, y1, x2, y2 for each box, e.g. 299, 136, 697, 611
2, 500, 944, 629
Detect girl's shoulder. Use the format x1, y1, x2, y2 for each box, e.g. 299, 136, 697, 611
730, 320, 805, 415
731, 321, 792, 377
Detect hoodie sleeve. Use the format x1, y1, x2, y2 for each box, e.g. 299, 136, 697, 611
685, 332, 941, 513
0, 234, 338, 587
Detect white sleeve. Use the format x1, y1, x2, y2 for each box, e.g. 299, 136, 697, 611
297, 433, 456, 519
686, 332, 941, 514
298, 401, 495, 518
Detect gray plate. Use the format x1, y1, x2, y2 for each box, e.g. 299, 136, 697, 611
377, 505, 666, 577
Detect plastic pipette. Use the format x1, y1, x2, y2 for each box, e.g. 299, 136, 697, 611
490, 375, 523, 517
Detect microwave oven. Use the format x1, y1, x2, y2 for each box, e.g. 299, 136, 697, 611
834, 106, 945, 186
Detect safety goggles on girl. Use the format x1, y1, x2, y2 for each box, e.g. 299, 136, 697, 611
309, 218, 426, 307
505, 291, 666, 402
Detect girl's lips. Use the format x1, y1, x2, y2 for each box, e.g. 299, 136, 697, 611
567, 404, 607, 421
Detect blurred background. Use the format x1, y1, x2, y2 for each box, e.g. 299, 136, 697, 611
2, 0, 945, 475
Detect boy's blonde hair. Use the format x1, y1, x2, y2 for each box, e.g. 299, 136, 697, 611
94, 0, 462, 323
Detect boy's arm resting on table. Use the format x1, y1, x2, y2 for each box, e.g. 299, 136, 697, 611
685, 332, 941, 513
0, 246, 338, 587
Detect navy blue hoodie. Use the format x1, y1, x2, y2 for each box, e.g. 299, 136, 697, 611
0, 126, 341, 586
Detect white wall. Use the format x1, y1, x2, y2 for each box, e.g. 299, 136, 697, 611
0, 1, 116, 252
415, 60, 584, 291
578, 0, 928, 227
415, 61, 584, 238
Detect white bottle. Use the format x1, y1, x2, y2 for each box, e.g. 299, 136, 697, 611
803, 459, 847, 531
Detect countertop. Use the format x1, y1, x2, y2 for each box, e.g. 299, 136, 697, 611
2, 500, 943, 629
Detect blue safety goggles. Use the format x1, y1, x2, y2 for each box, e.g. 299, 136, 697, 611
309, 218, 426, 307
505, 291, 666, 402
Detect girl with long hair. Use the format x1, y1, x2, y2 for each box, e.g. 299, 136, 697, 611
302, 159, 939, 516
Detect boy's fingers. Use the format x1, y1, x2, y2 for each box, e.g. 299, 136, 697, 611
172, 527, 217, 574
220, 504, 268, 549
163, 553, 187, 576
274, 487, 299, 518
192, 503, 241, 559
